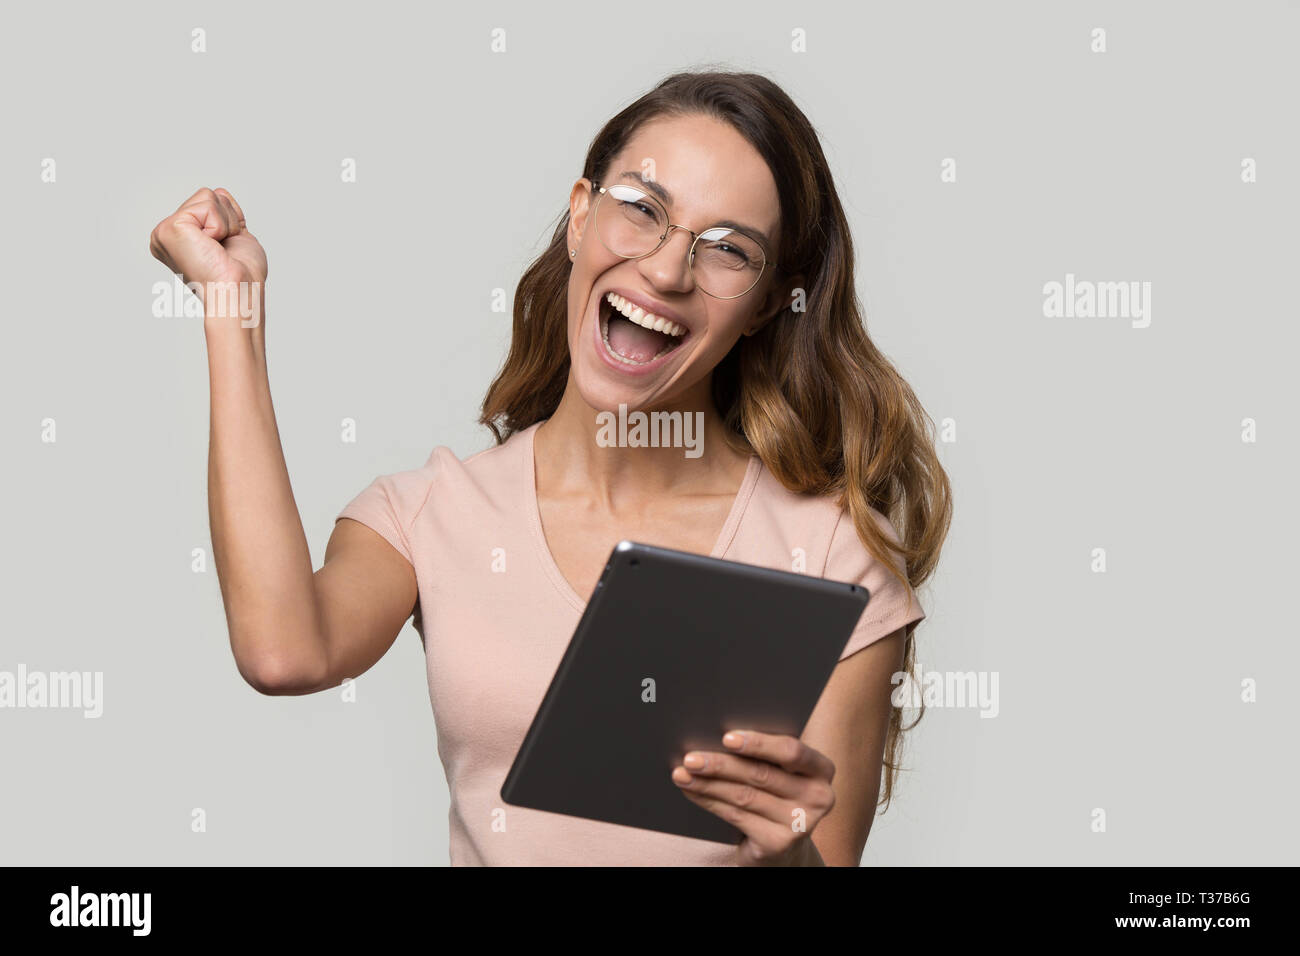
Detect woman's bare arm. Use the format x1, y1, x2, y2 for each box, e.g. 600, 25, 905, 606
800, 627, 907, 865
150, 187, 416, 695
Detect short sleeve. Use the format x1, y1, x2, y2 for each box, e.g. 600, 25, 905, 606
824, 507, 926, 661
334, 453, 440, 566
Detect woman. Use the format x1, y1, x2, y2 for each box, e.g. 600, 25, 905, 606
148, 69, 952, 866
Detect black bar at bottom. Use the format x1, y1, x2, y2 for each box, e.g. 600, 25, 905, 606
2, 865, 1284, 941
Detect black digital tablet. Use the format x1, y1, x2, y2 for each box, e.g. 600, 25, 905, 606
500, 540, 872, 844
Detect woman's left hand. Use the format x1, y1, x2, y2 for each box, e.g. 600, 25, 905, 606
672, 729, 835, 866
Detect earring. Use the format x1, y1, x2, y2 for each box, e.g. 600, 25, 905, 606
570, 249, 576, 257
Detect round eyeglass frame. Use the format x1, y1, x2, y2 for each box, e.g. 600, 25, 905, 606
587, 180, 774, 300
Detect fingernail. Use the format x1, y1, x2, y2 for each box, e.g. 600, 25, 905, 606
723, 732, 744, 748
684, 752, 704, 769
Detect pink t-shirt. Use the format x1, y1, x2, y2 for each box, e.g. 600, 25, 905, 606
335, 421, 925, 865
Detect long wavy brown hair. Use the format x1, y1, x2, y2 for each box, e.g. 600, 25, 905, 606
481, 67, 952, 813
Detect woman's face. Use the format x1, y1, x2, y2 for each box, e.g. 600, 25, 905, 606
565, 112, 788, 414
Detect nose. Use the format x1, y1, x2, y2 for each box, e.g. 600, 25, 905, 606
636, 225, 696, 294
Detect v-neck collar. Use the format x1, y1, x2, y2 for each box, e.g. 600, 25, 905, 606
521, 420, 761, 612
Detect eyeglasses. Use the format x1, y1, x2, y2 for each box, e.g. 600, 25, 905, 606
588, 180, 772, 299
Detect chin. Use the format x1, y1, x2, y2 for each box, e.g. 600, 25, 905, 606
571, 365, 651, 415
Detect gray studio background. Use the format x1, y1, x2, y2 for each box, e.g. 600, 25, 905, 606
2, 0, 1296, 865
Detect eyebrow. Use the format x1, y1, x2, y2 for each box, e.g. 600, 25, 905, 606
614, 171, 774, 251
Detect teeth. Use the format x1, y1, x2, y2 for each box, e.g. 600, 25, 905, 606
605, 292, 686, 337
601, 293, 686, 366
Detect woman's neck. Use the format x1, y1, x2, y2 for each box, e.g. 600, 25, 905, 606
534, 377, 751, 509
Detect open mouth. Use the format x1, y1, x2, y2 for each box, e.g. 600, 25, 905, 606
599, 292, 689, 367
